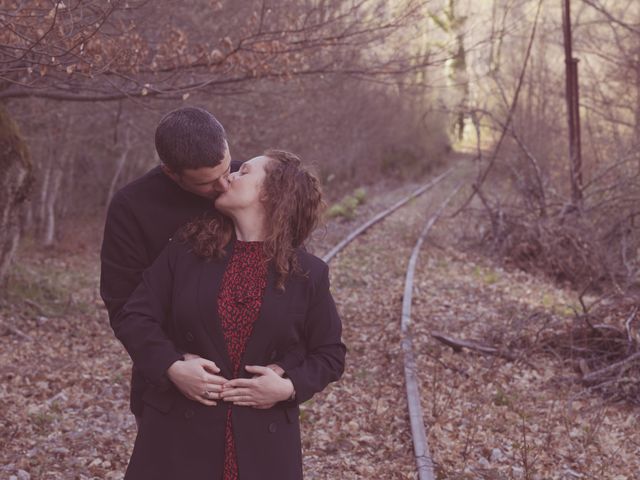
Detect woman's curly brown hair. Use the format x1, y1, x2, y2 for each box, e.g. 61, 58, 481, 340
180, 149, 324, 290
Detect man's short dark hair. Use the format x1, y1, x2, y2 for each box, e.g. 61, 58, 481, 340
155, 107, 227, 172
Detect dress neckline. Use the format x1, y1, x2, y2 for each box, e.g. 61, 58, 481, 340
233, 239, 264, 252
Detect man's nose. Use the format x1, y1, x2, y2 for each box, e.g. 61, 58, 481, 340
216, 175, 231, 192
225, 172, 240, 185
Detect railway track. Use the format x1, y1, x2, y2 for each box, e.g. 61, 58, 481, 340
320, 171, 461, 479
321, 169, 452, 264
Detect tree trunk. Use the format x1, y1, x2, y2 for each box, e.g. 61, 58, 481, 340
106, 126, 131, 208
635, 49, 640, 171
22, 199, 33, 234
0, 105, 33, 290
37, 159, 51, 235
440, 0, 468, 142
42, 166, 63, 247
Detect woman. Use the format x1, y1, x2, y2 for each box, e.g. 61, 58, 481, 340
114, 150, 346, 480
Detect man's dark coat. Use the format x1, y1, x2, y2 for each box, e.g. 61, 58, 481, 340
113, 240, 346, 480
100, 164, 241, 415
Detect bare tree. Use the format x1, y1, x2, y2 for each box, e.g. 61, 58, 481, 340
1, 0, 435, 102
429, 0, 469, 141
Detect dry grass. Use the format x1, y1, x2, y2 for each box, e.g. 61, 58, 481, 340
411, 227, 640, 479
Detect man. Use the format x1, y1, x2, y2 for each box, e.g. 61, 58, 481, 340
101, 107, 234, 420
101, 107, 289, 423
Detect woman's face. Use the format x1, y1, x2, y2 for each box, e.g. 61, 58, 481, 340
214, 155, 271, 213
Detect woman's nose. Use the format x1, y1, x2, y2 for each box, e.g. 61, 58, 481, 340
212, 174, 231, 193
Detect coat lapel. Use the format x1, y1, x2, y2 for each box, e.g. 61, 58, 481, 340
196, 242, 234, 376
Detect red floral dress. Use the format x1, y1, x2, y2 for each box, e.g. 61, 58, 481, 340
218, 241, 267, 480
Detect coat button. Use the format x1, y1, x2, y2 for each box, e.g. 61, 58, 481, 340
268, 422, 277, 433
185, 331, 194, 342
184, 408, 194, 419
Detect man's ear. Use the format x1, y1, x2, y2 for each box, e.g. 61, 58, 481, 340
161, 164, 180, 182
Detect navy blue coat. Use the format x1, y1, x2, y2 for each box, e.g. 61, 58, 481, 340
113, 239, 346, 480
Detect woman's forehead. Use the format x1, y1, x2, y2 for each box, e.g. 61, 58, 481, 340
244, 155, 270, 168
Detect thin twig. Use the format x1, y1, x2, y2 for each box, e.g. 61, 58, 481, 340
582, 351, 640, 383
0, 319, 33, 341
431, 331, 516, 361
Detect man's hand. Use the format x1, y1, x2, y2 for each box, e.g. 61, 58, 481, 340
220, 365, 294, 409
167, 357, 227, 406
265, 363, 285, 377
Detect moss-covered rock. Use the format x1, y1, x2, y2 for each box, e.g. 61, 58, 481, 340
0, 104, 33, 288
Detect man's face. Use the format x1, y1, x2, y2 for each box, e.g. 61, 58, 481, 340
163, 143, 232, 199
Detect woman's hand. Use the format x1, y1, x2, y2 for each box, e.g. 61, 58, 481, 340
220, 365, 294, 409
167, 357, 227, 406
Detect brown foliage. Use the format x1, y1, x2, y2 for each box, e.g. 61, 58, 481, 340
1, 0, 434, 101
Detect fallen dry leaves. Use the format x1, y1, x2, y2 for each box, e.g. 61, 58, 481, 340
2, 159, 639, 479
0, 176, 433, 480
0, 250, 135, 480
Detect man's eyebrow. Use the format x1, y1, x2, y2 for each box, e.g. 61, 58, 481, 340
194, 164, 233, 185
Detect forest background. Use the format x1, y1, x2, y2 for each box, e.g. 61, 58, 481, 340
3, 0, 640, 294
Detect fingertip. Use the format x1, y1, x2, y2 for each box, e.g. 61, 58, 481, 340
205, 360, 220, 370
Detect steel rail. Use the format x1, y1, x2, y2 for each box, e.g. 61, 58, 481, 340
400, 185, 460, 480
321, 169, 452, 263
321, 167, 461, 479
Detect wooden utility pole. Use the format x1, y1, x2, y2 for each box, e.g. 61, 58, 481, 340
562, 0, 583, 206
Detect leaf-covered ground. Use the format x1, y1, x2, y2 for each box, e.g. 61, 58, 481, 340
411, 239, 640, 479
1, 160, 639, 479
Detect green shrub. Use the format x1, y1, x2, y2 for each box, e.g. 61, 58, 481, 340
326, 187, 367, 220
353, 188, 367, 204
326, 203, 351, 220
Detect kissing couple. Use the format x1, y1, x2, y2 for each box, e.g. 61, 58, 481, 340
100, 107, 346, 480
